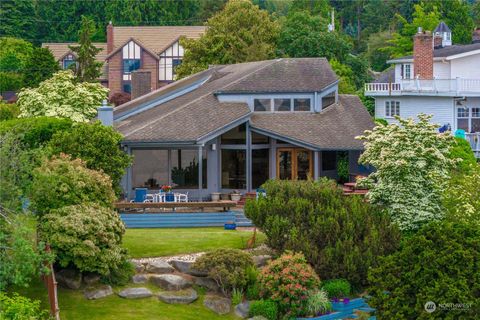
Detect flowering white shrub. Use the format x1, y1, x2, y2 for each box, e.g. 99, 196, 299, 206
356, 114, 456, 231
17, 70, 108, 122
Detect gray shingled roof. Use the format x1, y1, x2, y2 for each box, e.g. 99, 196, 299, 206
389, 43, 480, 62
434, 22, 451, 33
373, 67, 395, 83
115, 59, 370, 148
250, 95, 373, 150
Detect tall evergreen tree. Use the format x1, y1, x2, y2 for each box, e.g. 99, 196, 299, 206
69, 16, 103, 83
23, 47, 60, 88
0, 0, 36, 40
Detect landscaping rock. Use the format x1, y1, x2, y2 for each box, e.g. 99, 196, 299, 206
133, 261, 145, 273
84, 285, 113, 300
150, 274, 192, 291
248, 317, 267, 320
118, 287, 153, 299
132, 274, 149, 284
193, 277, 220, 292
235, 301, 250, 318
146, 260, 175, 274
83, 273, 101, 286
157, 288, 198, 304
252, 255, 272, 267
169, 259, 207, 276
56, 268, 82, 290
203, 294, 231, 315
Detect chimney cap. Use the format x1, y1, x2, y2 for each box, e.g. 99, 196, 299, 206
417, 26, 423, 33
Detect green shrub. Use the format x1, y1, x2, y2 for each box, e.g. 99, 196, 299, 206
48, 121, 132, 194
374, 118, 388, 126
306, 290, 332, 317
0, 116, 72, 148
249, 300, 278, 320
0, 292, 49, 320
232, 288, 243, 306
40, 203, 127, 276
245, 179, 401, 289
193, 249, 254, 296
368, 222, 480, 319
259, 252, 320, 317
29, 154, 116, 215
101, 259, 135, 286
0, 102, 19, 121
448, 137, 476, 174
337, 152, 349, 183
322, 279, 351, 298
443, 164, 480, 227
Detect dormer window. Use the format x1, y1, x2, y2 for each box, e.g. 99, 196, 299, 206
253, 97, 312, 112
402, 64, 412, 80
122, 41, 141, 93
254, 99, 270, 111
63, 54, 75, 69
294, 98, 311, 111
274, 99, 290, 111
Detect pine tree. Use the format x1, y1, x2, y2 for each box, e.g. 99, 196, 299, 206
69, 16, 103, 82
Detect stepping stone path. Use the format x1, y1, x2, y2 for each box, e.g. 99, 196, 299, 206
169, 259, 207, 276
150, 274, 192, 291
146, 261, 175, 274
235, 301, 250, 318
132, 274, 148, 284
118, 287, 153, 299
158, 288, 198, 304
203, 294, 231, 315
84, 285, 113, 300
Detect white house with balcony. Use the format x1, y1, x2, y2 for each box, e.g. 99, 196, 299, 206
365, 22, 480, 157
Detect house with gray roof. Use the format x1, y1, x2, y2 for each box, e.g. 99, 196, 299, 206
365, 22, 480, 157
106, 58, 373, 200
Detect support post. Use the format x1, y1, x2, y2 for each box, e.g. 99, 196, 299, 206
198, 146, 203, 200
246, 122, 252, 192
313, 151, 319, 180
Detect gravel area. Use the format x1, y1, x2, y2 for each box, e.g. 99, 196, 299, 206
131, 252, 205, 264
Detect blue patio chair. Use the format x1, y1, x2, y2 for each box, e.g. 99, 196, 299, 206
134, 188, 148, 203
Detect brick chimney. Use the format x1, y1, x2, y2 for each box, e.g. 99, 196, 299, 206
413, 29, 434, 80
107, 21, 114, 54
131, 70, 152, 99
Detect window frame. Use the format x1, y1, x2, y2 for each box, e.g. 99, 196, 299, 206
62, 54, 76, 69
252, 95, 313, 113
159, 41, 183, 82
122, 41, 142, 93
385, 100, 400, 118
402, 64, 412, 80
457, 106, 480, 133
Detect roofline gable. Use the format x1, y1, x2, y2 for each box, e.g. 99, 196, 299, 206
105, 37, 159, 60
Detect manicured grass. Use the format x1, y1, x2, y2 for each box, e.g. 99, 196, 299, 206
123, 227, 265, 258
15, 279, 238, 320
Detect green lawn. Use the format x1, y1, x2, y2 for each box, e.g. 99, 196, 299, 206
16, 279, 238, 320
123, 227, 265, 258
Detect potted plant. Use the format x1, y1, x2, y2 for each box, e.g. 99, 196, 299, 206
211, 192, 221, 201
230, 190, 241, 202
161, 185, 174, 202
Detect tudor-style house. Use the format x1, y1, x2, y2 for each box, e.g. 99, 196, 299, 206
97, 58, 374, 200
365, 22, 480, 157
42, 23, 205, 98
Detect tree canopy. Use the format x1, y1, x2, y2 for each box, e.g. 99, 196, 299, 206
175, 0, 280, 79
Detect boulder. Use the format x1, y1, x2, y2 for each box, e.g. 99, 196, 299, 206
145, 260, 175, 274
133, 261, 145, 273
158, 288, 198, 304
169, 260, 207, 276
56, 268, 82, 290
118, 287, 153, 299
84, 285, 113, 300
203, 294, 231, 315
132, 274, 149, 284
150, 274, 192, 291
235, 301, 250, 318
83, 273, 101, 286
251, 255, 272, 268
193, 277, 220, 292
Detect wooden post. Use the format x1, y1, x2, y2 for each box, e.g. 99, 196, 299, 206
42, 245, 60, 320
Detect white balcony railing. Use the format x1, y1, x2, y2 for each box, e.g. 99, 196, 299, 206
365, 78, 480, 95
466, 133, 480, 158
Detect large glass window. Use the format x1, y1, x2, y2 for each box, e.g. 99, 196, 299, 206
472, 108, 480, 133
131, 150, 169, 189
171, 149, 207, 189
122, 41, 141, 93
221, 124, 246, 145
457, 107, 469, 131
254, 99, 270, 112
159, 41, 184, 81
274, 99, 291, 111
322, 92, 336, 109
252, 131, 269, 145
252, 149, 269, 189
294, 98, 311, 111
221, 150, 246, 189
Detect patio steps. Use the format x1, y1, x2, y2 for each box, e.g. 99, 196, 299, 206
120, 211, 254, 228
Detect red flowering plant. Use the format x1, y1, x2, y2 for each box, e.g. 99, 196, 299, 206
258, 251, 320, 317
161, 185, 172, 192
